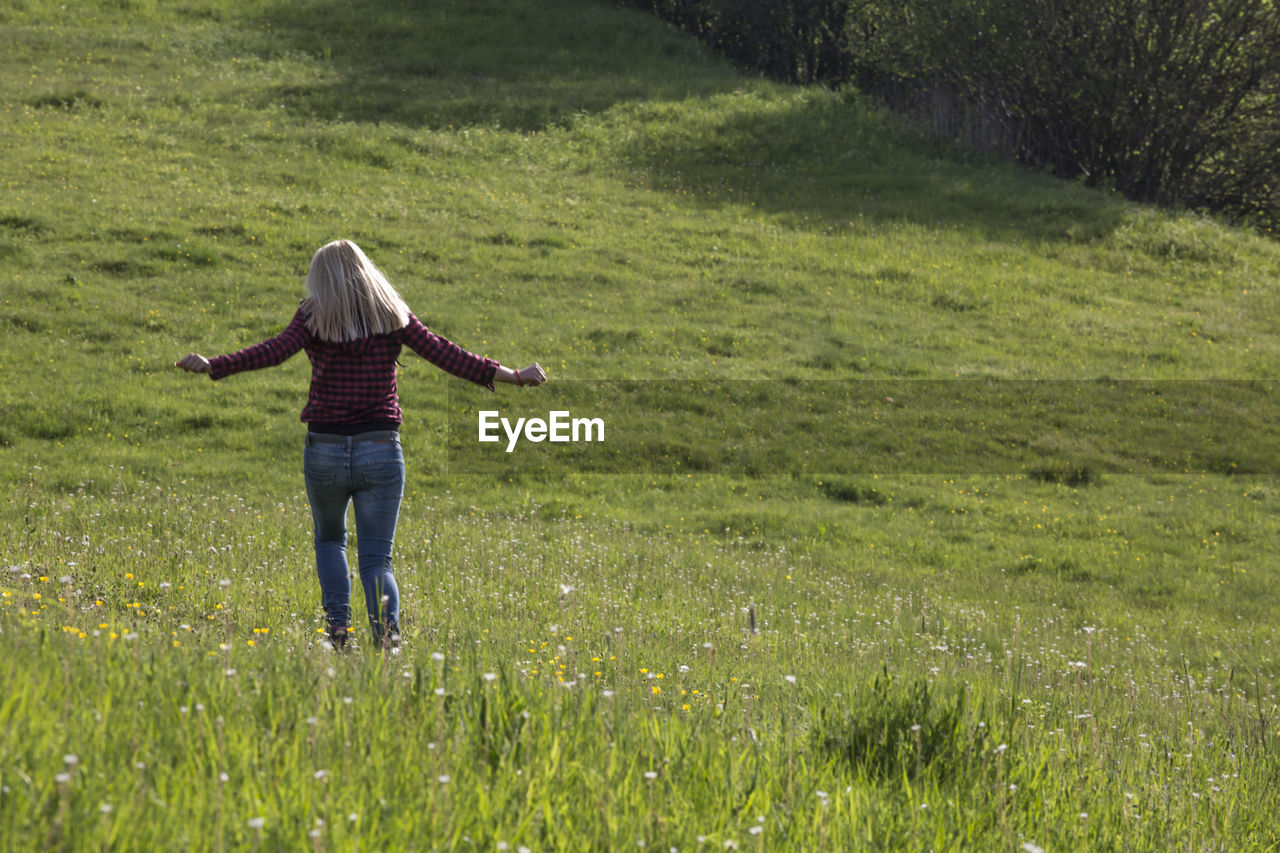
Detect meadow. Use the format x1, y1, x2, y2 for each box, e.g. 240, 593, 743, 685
3, 0, 1280, 849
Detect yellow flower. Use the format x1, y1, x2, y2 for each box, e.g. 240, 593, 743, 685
651, 686, 661, 695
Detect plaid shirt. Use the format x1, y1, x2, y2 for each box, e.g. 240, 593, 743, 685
208, 305, 497, 424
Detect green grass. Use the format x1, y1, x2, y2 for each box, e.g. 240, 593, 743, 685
3, 0, 1280, 849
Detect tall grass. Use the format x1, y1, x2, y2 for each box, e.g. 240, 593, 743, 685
2, 0, 1279, 848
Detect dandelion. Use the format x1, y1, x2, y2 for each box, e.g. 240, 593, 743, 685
63, 754, 79, 766
99, 803, 113, 814
55, 773, 71, 784
749, 826, 763, 836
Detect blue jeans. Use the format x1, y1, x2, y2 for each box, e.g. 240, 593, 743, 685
303, 432, 404, 643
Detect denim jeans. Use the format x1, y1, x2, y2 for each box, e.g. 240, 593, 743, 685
303, 433, 404, 644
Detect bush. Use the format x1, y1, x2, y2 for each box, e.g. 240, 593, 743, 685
619, 0, 1280, 233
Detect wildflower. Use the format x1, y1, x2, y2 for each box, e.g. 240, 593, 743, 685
437, 774, 451, 784
749, 826, 763, 836
63, 754, 79, 766
248, 817, 265, 829
1021, 844, 1045, 853
483, 672, 497, 682
431, 652, 445, 662
644, 771, 657, 780
784, 674, 796, 684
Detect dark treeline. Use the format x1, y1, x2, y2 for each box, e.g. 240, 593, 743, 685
617, 0, 1280, 233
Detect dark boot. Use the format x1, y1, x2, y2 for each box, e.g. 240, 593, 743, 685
327, 624, 350, 651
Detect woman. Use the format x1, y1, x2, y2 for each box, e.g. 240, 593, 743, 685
176, 239, 545, 651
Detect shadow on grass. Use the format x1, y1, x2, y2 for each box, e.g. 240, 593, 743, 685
255, 0, 740, 131
254, 0, 1133, 243
609, 89, 1133, 244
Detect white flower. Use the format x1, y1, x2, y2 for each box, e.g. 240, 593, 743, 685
1020, 843, 1045, 853
63, 754, 79, 766
247, 817, 265, 829
437, 774, 451, 784
749, 826, 763, 835
784, 674, 796, 684
431, 652, 445, 662
644, 771, 658, 780
483, 672, 497, 682
314, 770, 328, 780
99, 803, 113, 814
55, 773, 71, 784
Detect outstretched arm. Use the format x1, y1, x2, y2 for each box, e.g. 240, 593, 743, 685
175, 307, 309, 380
401, 313, 547, 389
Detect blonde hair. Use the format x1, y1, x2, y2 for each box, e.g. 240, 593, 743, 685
303, 240, 411, 342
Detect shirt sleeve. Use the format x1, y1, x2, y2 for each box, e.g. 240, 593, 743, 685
208, 306, 310, 380
400, 313, 498, 390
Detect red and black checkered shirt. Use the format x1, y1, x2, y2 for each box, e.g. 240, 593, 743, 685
208, 305, 497, 425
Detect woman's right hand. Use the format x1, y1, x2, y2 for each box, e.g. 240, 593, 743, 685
512, 363, 547, 387
175, 353, 211, 374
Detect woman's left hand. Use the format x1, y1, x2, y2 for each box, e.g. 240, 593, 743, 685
175, 353, 211, 374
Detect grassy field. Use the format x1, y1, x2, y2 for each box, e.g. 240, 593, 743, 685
3, 0, 1280, 849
